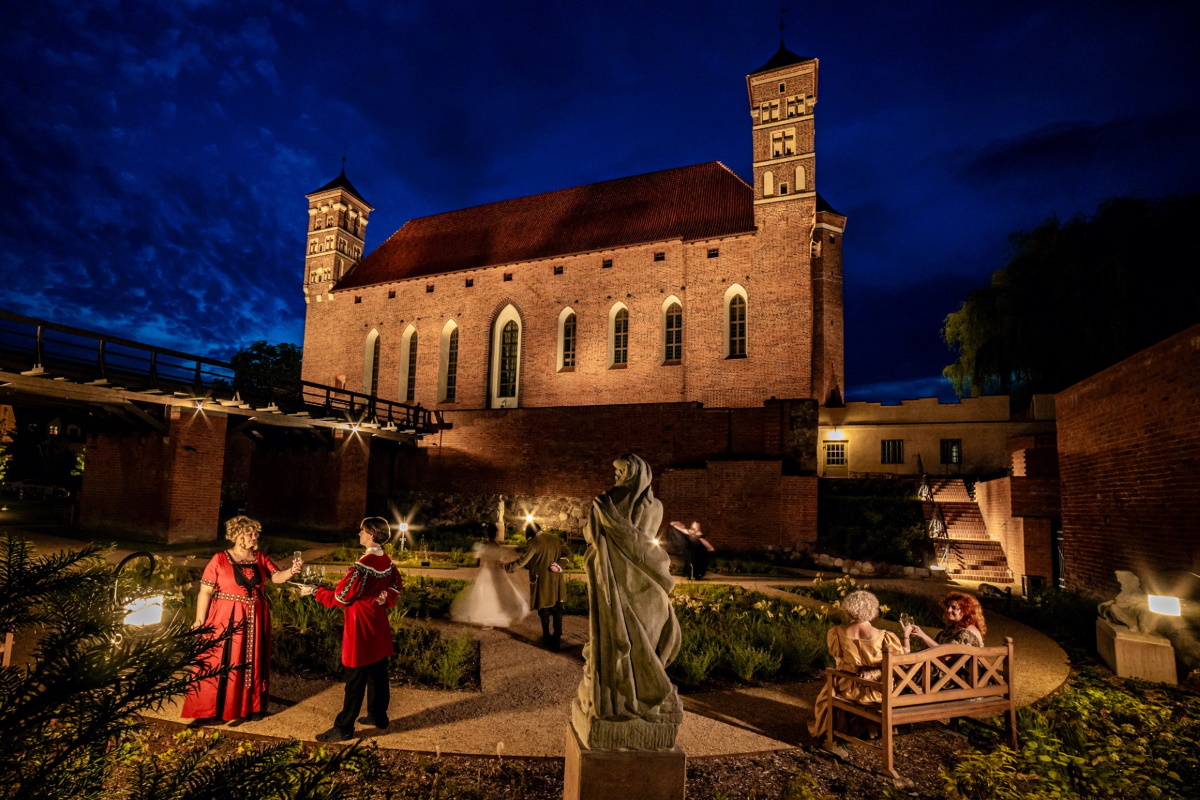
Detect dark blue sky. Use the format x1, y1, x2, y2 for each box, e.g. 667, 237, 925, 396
2, 0, 1197, 402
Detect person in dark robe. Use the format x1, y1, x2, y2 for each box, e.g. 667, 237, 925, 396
506, 523, 570, 649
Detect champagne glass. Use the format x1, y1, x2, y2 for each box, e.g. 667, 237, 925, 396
292, 551, 303, 575
899, 613, 914, 633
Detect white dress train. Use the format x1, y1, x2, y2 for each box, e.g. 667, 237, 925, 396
450, 541, 530, 627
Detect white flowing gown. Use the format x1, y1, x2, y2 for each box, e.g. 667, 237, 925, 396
450, 542, 530, 627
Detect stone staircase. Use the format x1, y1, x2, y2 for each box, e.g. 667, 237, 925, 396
923, 478, 1013, 583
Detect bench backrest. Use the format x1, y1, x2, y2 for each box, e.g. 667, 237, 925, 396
881, 636, 1014, 709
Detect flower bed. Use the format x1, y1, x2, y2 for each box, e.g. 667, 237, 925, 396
779, 573, 944, 628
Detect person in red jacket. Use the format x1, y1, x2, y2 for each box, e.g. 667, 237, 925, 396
299, 517, 402, 742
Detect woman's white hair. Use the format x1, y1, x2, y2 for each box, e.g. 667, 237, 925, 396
842, 590, 880, 623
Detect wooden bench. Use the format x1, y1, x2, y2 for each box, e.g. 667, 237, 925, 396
821, 636, 1017, 780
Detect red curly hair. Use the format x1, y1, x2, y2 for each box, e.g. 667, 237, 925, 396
942, 591, 987, 636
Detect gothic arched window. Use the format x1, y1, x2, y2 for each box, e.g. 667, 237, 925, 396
609, 304, 629, 367
363, 329, 381, 395
724, 286, 747, 359
490, 305, 522, 408
662, 299, 683, 364
398, 326, 418, 403
439, 320, 459, 402
558, 308, 577, 371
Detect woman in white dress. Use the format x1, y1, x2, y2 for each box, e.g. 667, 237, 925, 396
450, 533, 530, 628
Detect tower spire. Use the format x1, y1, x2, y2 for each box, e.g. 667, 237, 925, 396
779, 5, 789, 46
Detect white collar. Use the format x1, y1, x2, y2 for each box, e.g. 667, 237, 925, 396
364, 546, 384, 556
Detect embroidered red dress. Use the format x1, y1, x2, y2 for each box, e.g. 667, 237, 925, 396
182, 550, 279, 720
316, 553, 402, 667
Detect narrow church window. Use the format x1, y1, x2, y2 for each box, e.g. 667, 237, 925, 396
499, 321, 518, 398
444, 327, 458, 401
405, 331, 418, 401
727, 294, 746, 358
602, 259, 613, 269
611, 308, 629, 367
795, 164, 806, 192
707, 248, 719, 259
465, 278, 474, 287
426, 284, 435, 293
561, 312, 577, 369
553, 265, 564, 275
503, 273, 513, 281
829, 235, 837, 244
664, 302, 682, 363
363, 330, 381, 395
778, 82, 786, 93
764, 171, 774, 196
654, 252, 665, 262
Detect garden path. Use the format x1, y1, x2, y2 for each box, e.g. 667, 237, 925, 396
13, 531, 1069, 757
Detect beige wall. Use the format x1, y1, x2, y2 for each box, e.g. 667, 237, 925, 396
818, 395, 1056, 477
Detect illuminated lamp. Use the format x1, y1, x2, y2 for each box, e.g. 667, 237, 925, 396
113, 552, 164, 626
1148, 595, 1182, 616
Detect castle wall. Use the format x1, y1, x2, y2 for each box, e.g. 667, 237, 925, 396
1057, 324, 1200, 597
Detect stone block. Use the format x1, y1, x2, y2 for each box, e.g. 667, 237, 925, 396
563, 725, 685, 800
1096, 618, 1177, 684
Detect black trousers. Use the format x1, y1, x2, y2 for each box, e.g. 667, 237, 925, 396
538, 602, 564, 638
334, 657, 390, 733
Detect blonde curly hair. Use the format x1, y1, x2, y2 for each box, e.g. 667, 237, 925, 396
225, 515, 262, 545
842, 590, 880, 623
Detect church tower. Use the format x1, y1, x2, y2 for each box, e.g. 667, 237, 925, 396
747, 41, 845, 404
303, 169, 373, 304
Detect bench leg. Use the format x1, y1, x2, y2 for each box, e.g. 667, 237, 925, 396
881, 717, 894, 776
1007, 705, 1018, 749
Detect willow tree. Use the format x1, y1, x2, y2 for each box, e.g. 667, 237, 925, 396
943, 194, 1200, 404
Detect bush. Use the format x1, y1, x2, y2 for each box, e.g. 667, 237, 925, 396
1001, 586, 1098, 652
668, 585, 834, 688
942, 674, 1200, 799
817, 479, 929, 565
783, 574, 943, 628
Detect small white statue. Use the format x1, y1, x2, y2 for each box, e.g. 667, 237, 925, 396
1098, 570, 1155, 634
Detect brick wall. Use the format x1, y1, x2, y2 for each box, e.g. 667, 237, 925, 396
245, 429, 370, 532
375, 401, 818, 550
1057, 324, 1200, 597
80, 407, 227, 544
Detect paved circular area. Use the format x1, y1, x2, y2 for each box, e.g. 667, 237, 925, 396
18, 532, 1070, 757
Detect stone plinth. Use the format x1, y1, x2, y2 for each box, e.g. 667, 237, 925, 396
563, 725, 685, 800
1096, 618, 1177, 684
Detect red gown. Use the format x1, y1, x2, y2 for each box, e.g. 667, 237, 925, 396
316, 553, 401, 667
182, 550, 279, 720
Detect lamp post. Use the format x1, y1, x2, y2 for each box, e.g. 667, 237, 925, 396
113, 551, 164, 626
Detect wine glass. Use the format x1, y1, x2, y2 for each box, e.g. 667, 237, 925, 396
292, 550, 303, 572
899, 613, 914, 634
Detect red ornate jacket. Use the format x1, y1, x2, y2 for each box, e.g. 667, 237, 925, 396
315, 552, 402, 667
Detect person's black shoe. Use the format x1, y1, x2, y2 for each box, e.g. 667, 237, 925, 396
315, 727, 354, 743
357, 715, 389, 728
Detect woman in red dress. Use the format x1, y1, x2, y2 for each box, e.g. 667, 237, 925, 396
182, 516, 300, 723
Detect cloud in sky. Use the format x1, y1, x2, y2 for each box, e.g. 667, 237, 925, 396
1, 0, 1197, 397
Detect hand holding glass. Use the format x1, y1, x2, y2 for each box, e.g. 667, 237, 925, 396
899, 613, 914, 634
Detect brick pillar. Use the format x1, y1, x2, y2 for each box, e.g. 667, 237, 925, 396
80, 406, 227, 544
245, 428, 370, 533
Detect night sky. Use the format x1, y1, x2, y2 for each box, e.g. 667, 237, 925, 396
2, 0, 1197, 402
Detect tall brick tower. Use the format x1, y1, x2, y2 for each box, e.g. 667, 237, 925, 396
747, 42, 845, 403
303, 168, 373, 305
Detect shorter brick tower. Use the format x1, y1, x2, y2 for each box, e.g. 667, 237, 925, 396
303, 169, 372, 305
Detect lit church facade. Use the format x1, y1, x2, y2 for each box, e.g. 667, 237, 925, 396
300, 45, 845, 413
296, 45, 846, 551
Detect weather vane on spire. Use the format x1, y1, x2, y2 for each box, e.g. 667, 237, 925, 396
780, 5, 789, 45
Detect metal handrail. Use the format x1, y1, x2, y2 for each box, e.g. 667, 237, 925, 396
0, 308, 436, 434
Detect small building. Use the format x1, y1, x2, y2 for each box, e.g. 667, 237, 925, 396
818, 395, 1057, 478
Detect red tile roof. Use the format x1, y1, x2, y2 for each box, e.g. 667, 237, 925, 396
334, 161, 755, 289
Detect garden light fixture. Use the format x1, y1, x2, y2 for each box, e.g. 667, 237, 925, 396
1148, 595, 1182, 616
112, 551, 164, 626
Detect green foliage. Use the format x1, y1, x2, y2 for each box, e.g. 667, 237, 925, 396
706, 557, 797, 577
392, 577, 468, 620
943, 194, 1200, 403
942, 677, 1200, 799
817, 479, 929, 565
229, 340, 303, 406
390, 626, 478, 690
0, 535, 354, 800
668, 585, 835, 688
784, 574, 943, 628
564, 579, 589, 615
780, 774, 835, 800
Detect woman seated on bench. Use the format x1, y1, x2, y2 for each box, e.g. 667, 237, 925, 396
807, 590, 905, 742
903, 591, 986, 651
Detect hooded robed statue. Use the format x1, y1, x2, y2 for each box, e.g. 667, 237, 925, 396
570, 454, 683, 751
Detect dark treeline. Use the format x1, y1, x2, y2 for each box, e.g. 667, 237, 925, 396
942, 194, 1200, 404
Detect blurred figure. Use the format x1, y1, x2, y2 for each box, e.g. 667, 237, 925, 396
451, 530, 530, 628
668, 520, 715, 580
506, 523, 569, 649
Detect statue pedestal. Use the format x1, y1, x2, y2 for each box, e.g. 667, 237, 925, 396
1096, 618, 1177, 684
563, 725, 685, 800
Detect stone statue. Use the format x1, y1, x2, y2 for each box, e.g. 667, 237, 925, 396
571, 454, 682, 751
1098, 570, 1155, 634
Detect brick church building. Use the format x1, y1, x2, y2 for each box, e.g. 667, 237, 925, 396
298, 44, 846, 549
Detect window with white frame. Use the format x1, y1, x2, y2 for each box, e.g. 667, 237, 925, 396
438, 320, 459, 402
363, 329, 381, 395
826, 441, 846, 467
557, 308, 576, 371
398, 325, 418, 403
662, 299, 682, 363
609, 304, 629, 367
490, 305, 521, 408
724, 285, 747, 358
